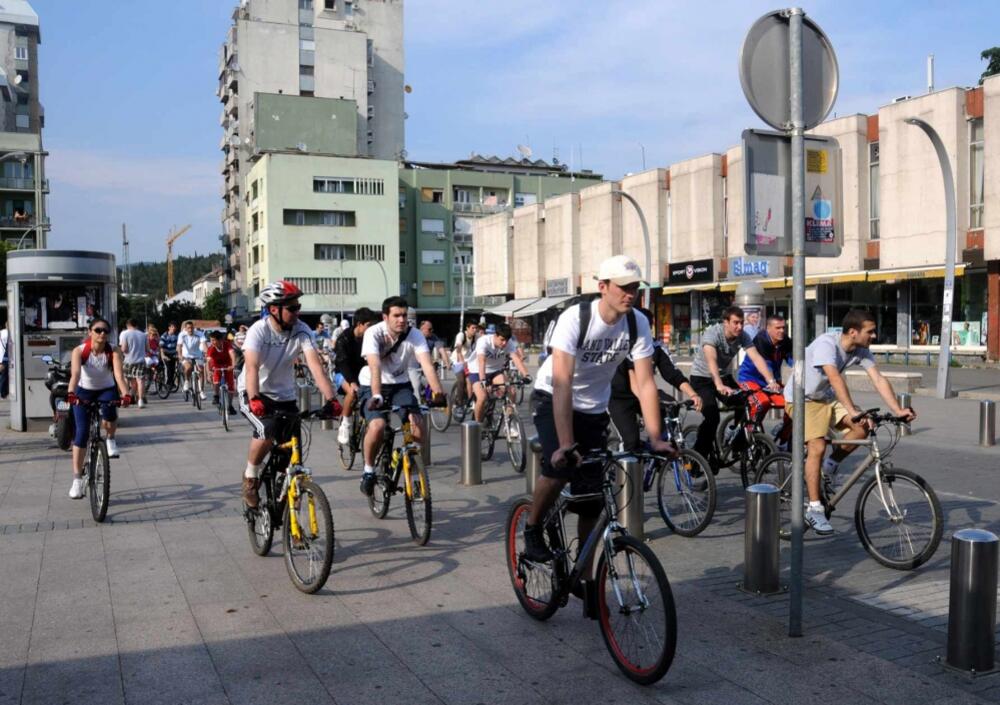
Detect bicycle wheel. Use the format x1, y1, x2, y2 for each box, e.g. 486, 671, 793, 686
450, 382, 468, 423
656, 449, 715, 537
739, 433, 778, 488
247, 479, 274, 556
156, 366, 172, 399
339, 415, 358, 471
480, 411, 496, 461
368, 468, 391, 519
505, 498, 560, 621
429, 400, 451, 432
193, 373, 202, 410
221, 387, 230, 432
595, 535, 677, 685
283, 477, 334, 594
506, 412, 527, 472
854, 468, 943, 570
88, 439, 110, 523
754, 451, 793, 539
403, 452, 432, 546
714, 411, 739, 468
515, 382, 525, 405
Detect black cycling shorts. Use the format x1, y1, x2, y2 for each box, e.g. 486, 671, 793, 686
531, 390, 608, 499
239, 393, 299, 441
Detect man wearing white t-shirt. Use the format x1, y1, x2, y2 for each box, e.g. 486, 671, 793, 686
118, 319, 149, 408
524, 255, 674, 563
178, 320, 207, 400
471, 322, 530, 423
358, 296, 446, 496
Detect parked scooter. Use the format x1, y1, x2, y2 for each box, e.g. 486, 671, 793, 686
42, 354, 73, 451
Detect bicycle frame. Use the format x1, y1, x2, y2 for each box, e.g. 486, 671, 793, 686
377, 415, 422, 500
267, 433, 317, 542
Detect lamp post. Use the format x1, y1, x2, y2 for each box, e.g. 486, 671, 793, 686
905, 117, 957, 399
611, 189, 652, 304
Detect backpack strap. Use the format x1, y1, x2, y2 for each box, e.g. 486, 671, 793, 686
381, 326, 411, 359
626, 309, 637, 353
575, 300, 591, 350
81, 338, 113, 365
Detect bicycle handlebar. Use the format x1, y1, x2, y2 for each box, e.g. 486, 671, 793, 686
851, 407, 913, 425
560, 443, 677, 470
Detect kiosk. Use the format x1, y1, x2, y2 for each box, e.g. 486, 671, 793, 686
5, 250, 117, 431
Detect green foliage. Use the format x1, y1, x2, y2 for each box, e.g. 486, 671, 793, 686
154, 301, 203, 331
121, 254, 223, 301
981, 47, 1000, 84
201, 289, 227, 325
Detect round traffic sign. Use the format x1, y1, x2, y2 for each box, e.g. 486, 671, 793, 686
739, 10, 839, 131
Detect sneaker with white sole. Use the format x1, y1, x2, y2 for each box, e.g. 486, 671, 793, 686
106, 438, 120, 458
68, 477, 85, 499
199, 391, 207, 400
337, 421, 351, 445
805, 506, 834, 536
183, 381, 190, 392
137, 398, 146, 409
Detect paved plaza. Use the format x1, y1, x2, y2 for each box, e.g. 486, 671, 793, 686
1, 380, 999, 705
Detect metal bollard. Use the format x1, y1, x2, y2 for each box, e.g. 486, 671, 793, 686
460, 421, 482, 486
768, 407, 783, 421
321, 416, 334, 431
741, 484, 782, 595
979, 400, 996, 447
945, 529, 998, 673
297, 386, 312, 413
421, 417, 432, 466
615, 457, 644, 541
526, 436, 542, 495
896, 392, 912, 436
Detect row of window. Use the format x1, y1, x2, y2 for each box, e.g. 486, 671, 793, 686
299, 0, 345, 12
314, 243, 386, 261
283, 209, 356, 227
415, 187, 534, 207
313, 177, 385, 195
285, 276, 357, 295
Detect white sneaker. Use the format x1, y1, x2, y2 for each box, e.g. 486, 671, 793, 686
183, 381, 190, 392
199, 391, 207, 400
805, 506, 834, 536
337, 421, 350, 445
68, 477, 85, 499
137, 398, 146, 409
106, 438, 120, 458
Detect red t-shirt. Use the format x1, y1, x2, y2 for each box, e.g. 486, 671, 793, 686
206, 340, 234, 368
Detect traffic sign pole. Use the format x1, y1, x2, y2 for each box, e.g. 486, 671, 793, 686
787, 6, 806, 638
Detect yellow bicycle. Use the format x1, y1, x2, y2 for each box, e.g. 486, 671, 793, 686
245, 409, 334, 593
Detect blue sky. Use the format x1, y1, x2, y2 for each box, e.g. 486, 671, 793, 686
32, 0, 1000, 261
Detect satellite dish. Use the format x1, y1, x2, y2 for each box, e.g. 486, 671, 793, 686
404, 84, 413, 94
13, 74, 22, 86
516, 144, 532, 159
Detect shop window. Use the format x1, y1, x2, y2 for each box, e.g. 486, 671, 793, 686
868, 142, 880, 240
828, 282, 897, 345
970, 119, 984, 229
910, 276, 986, 347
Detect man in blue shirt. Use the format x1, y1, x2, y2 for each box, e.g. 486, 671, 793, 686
737, 314, 792, 425
159, 322, 179, 390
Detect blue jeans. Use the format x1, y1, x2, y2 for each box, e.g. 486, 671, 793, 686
72, 386, 119, 448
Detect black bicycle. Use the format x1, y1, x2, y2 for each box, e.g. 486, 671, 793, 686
713, 389, 778, 487
244, 409, 335, 593
506, 446, 677, 685
479, 382, 527, 472
73, 398, 122, 523
157, 356, 180, 399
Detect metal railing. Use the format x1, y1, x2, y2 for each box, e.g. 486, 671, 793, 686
0, 177, 43, 190
0, 215, 47, 228
452, 201, 508, 215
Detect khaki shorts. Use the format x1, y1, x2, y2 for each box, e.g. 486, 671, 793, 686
786, 399, 850, 442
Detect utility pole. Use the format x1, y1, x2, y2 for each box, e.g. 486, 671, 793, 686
122, 223, 131, 295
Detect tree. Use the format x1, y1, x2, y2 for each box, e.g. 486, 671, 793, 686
201, 289, 227, 325
980, 47, 1000, 85
154, 301, 202, 332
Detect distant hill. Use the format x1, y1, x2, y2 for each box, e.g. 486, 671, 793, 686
120, 254, 223, 301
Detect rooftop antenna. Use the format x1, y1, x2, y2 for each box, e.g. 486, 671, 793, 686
926, 53, 934, 93
121, 223, 131, 296
516, 143, 532, 160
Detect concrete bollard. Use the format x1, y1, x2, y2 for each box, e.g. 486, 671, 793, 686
615, 457, 644, 541
896, 392, 912, 436
945, 529, 998, 673
460, 421, 482, 486
421, 417, 432, 466
979, 400, 996, 447
741, 484, 781, 595
526, 436, 542, 495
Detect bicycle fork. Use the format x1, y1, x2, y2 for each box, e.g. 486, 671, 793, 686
281, 467, 318, 541
602, 522, 651, 615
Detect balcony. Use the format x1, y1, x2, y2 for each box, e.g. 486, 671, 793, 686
0, 215, 48, 229
452, 201, 509, 216
252, 263, 260, 277
452, 263, 472, 275
229, 253, 241, 270
451, 294, 506, 309
0, 177, 47, 191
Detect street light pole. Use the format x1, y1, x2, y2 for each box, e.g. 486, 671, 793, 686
904, 117, 957, 399
612, 189, 652, 304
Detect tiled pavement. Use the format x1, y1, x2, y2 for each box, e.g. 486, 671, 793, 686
1, 384, 998, 704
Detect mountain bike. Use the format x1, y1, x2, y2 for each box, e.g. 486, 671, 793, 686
712, 389, 778, 487
244, 408, 335, 593
367, 403, 440, 545
506, 365, 527, 405
73, 398, 123, 523
183, 360, 205, 410
754, 408, 943, 570
418, 365, 451, 432
479, 382, 526, 472
506, 446, 677, 685
213, 366, 234, 432
157, 356, 180, 399
449, 375, 470, 423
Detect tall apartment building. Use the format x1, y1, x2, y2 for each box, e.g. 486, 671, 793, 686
218, 0, 403, 314
0, 1, 48, 249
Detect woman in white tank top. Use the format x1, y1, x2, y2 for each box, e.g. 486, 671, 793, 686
66, 317, 131, 500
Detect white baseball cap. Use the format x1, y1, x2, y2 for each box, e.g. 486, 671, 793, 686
595, 255, 644, 286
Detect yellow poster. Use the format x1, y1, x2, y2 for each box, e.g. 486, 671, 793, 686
806, 149, 828, 173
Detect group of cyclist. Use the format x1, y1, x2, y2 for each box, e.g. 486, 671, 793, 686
63, 255, 917, 549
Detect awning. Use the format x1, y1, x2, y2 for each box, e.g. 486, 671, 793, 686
513, 295, 576, 317
866, 264, 966, 282
661, 282, 724, 295
485, 297, 540, 317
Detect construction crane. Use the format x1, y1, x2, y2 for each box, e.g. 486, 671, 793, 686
166, 224, 192, 298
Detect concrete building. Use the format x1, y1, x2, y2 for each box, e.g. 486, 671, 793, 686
245, 152, 399, 314
219, 0, 403, 314
474, 76, 1000, 360
191, 269, 225, 307
0, 1, 48, 249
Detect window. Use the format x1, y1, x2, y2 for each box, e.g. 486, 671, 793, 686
299, 39, 316, 51
970, 118, 984, 229
300, 65, 314, 76
868, 141, 880, 240
15, 114, 28, 129
286, 277, 357, 295
298, 0, 313, 8
420, 188, 443, 203
313, 177, 384, 195
313, 244, 384, 261
251, 213, 259, 232
453, 187, 474, 204
299, 26, 314, 41
421, 281, 445, 296
15, 70, 28, 84
15, 46, 27, 61
324, 0, 336, 9
399, 250, 407, 264
251, 180, 258, 200
514, 192, 537, 207
315, 244, 347, 260
421, 250, 445, 265
283, 209, 356, 227
420, 218, 444, 234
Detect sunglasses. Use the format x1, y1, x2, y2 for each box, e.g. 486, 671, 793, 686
91, 328, 110, 334
284, 304, 302, 313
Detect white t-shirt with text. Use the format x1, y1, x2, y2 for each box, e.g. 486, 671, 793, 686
533, 301, 653, 413
237, 319, 315, 402
359, 323, 430, 386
